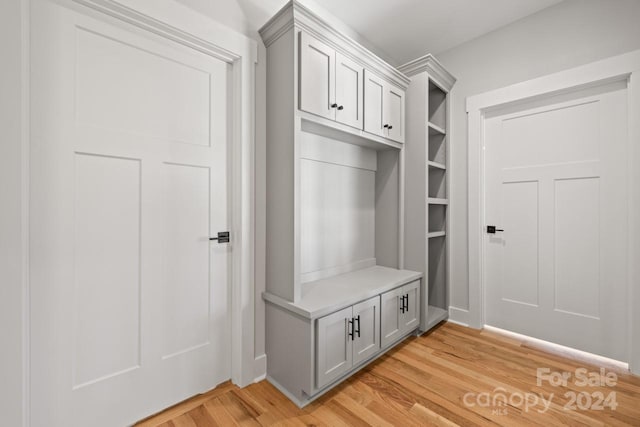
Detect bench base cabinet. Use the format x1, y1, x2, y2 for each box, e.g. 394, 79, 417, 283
264, 273, 421, 408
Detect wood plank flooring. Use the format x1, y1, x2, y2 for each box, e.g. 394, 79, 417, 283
136, 322, 640, 426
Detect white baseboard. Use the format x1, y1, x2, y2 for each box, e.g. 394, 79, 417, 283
253, 354, 267, 383
448, 306, 471, 327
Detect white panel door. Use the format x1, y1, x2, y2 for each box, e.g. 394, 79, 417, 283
335, 52, 364, 129
352, 296, 380, 365
364, 70, 386, 137
299, 31, 336, 120
484, 81, 629, 361
30, 1, 231, 425
316, 306, 353, 389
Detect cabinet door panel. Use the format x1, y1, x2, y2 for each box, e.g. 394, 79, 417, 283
316, 306, 352, 388
380, 287, 404, 348
299, 32, 335, 120
364, 71, 385, 137
386, 84, 405, 143
352, 296, 380, 366
335, 53, 363, 130
402, 281, 420, 331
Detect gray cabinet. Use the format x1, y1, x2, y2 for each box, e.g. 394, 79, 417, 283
316, 306, 352, 388
381, 280, 420, 348
364, 70, 405, 143
299, 33, 364, 130
352, 297, 380, 365
316, 296, 380, 389
299, 31, 335, 121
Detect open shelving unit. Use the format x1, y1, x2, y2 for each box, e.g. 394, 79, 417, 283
399, 54, 456, 333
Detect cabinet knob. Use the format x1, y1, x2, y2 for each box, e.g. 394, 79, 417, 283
388, 125, 393, 130
331, 103, 338, 108
337, 105, 344, 110
383, 124, 389, 128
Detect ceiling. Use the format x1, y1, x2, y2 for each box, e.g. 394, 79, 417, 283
177, 0, 564, 66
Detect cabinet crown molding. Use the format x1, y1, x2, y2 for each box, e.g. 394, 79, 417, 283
398, 54, 456, 91
259, 0, 410, 89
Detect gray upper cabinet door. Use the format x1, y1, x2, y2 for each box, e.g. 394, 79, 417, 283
380, 286, 404, 348
335, 52, 364, 130
385, 83, 405, 143
364, 70, 386, 137
352, 296, 380, 366
401, 280, 420, 331
299, 31, 335, 121
316, 306, 353, 389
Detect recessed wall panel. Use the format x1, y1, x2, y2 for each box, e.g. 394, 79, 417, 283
554, 178, 600, 318
501, 181, 539, 306
300, 160, 375, 277
163, 164, 211, 358
76, 27, 211, 145
502, 101, 598, 168
73, 153, 141, 387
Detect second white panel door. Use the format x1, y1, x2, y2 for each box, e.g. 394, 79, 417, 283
484, 81, 629, 361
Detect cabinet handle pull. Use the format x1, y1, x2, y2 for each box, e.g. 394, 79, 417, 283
404, 294, 409, 312
337, 105, 344, 110
383, 124, 389, 128
331, 103, 338, 108
354, 315, 361, 338
400, 295, 405, 313
348, 318, 354, 340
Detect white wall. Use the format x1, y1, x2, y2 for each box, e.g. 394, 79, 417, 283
0, 0, 25, 425
436, 0, 640, 318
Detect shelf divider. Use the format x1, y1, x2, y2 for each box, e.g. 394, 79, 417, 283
428, 197, 449, 205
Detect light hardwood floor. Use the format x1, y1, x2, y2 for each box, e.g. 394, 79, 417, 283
136, 322, 640, 426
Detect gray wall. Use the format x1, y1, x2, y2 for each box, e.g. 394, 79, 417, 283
0, 0, 25, 426
436, 0, 640, 314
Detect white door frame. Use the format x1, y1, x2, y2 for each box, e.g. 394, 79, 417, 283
20, 0, 258, 423
466, 49, 640, 374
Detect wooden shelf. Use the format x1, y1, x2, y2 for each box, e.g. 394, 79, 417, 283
428, 160, 446, 170
428, 122, 446, 136
427, 231, 446, 238
428, 198, 449, 205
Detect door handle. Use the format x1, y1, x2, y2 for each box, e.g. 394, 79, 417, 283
355, 315, 360, 338
486, 226, 504, 234
210, 231, 230, 243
